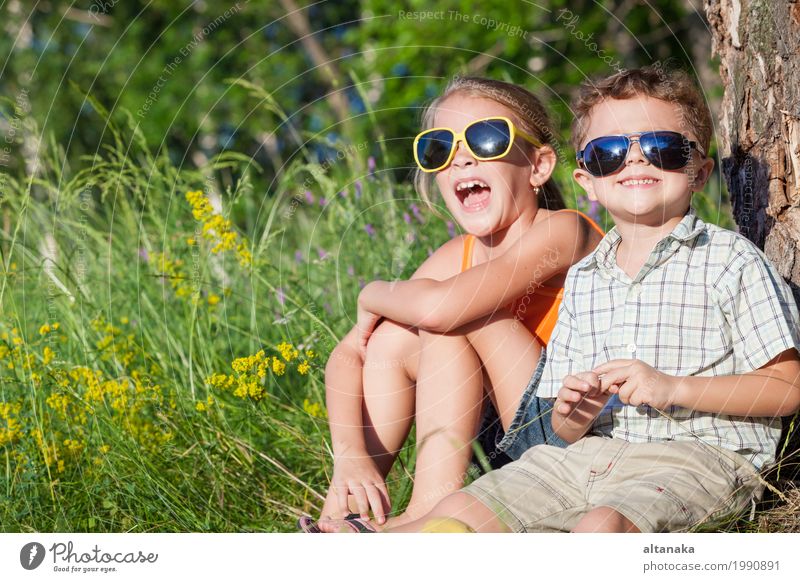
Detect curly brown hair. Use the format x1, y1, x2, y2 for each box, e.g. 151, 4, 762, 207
570, 65, 712, 155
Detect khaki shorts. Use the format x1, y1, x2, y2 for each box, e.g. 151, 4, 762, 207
462, 436, 762, 533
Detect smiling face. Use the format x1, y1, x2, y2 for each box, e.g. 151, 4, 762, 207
573, 95, 714, 227
430, 94, 555, 237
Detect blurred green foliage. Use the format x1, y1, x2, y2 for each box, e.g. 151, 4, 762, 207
1, 0, 730, 225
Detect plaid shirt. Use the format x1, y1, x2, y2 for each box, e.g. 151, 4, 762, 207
538, 207, 800, 469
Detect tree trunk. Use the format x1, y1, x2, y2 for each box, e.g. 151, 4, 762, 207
706, 0, 800, 306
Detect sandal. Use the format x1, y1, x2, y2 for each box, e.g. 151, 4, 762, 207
297, 513, 377, 533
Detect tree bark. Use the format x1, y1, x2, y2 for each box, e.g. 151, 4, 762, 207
706, 0, 800, 306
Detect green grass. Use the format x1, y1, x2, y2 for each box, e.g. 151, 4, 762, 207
3, 95, 793, 533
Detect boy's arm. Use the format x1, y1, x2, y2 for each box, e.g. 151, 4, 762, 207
358, 212, 593, 333
593, 348, 800, 417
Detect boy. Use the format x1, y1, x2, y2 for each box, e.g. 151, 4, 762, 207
387, 66, 800, 533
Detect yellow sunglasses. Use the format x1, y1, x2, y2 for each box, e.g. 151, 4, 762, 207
413, 116, 543, 173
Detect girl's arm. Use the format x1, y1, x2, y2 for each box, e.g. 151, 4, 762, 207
359, 212, 596, 333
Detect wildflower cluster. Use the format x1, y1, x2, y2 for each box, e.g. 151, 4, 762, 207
0, 319, 175, 481
150, 251, 223, 308
186, 190, 253, 267
206, 343, 315, 403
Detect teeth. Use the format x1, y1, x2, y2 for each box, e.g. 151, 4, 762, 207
622, 178, 658, 185
456, 180, 489, 192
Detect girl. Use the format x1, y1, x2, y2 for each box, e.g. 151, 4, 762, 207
301, 77, 604, 532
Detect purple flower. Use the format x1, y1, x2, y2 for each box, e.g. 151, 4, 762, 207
294, 250, 303, 263
138, 247, 150, 262
304, 190, 314, 204
319, 197, 327, 207
276, 287, 286, 306
446, 220, 456, 238
339, 190, 346, 198
410, 203, 424, 223
317, 247, 329, 260
358, 277, 366, 289
402, 212, 411, 224
364, 224, 376, 237
367, 156, 376, 174
323, 302, 333, 315
347, 265, 355, 277
355, 180, 362, 199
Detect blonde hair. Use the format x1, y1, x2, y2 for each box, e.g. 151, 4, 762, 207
414, 76, 565, 212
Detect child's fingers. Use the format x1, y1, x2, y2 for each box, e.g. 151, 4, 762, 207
335, 485, 349, 518
563, 374, 598, 393
598, 368, 630, 392
365, 484, 386, 524
555, 387, 581, 414
349, 484, 370, 519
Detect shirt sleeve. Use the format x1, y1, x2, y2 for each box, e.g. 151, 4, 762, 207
718, 247, 800, 372
537, 268, 584, 398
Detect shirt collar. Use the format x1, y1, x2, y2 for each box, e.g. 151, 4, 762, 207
579, 207, 706, 272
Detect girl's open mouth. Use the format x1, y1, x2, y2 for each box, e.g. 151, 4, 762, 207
455, 179, 492, 212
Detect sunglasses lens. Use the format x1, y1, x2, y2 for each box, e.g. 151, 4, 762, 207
641, 132, 692, 170
583, 136, 628, 176
416, 130, 454, 170
465, 119, 512, 159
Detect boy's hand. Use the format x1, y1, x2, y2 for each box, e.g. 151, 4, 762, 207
592, 359, 680, 409
555, 371, 606, 416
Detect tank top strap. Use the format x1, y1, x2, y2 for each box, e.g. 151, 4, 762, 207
556, 208, 606, 236
460, 235, 476, 272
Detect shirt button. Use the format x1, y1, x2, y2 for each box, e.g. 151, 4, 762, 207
626, 343, 637, 353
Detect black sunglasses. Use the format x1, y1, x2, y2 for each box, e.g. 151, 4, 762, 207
576, 131, 706, 177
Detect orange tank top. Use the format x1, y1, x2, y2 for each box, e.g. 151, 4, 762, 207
460, 209, 605, 347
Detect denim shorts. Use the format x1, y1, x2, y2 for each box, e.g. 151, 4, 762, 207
475, 349, 567, 466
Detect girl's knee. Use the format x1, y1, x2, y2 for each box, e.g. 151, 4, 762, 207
364, 319, 417, 363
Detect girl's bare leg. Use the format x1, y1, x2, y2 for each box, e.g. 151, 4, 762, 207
387, 491, 510, 533
320, 311, 540, 530
384, 328, 485, 528
461, 309, 542, 430
319, 319, 419, 522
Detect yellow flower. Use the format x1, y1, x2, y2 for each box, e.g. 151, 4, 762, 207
303, 398, 327, 419
120, 317, 129, 325
276, 342, 298, 362
195, 401, 207, 412
39, 323, 51, 335
42, 346, 55, 365
207, 293, 221, 306
297, 361, 310, 375
272, 358, 286, 376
